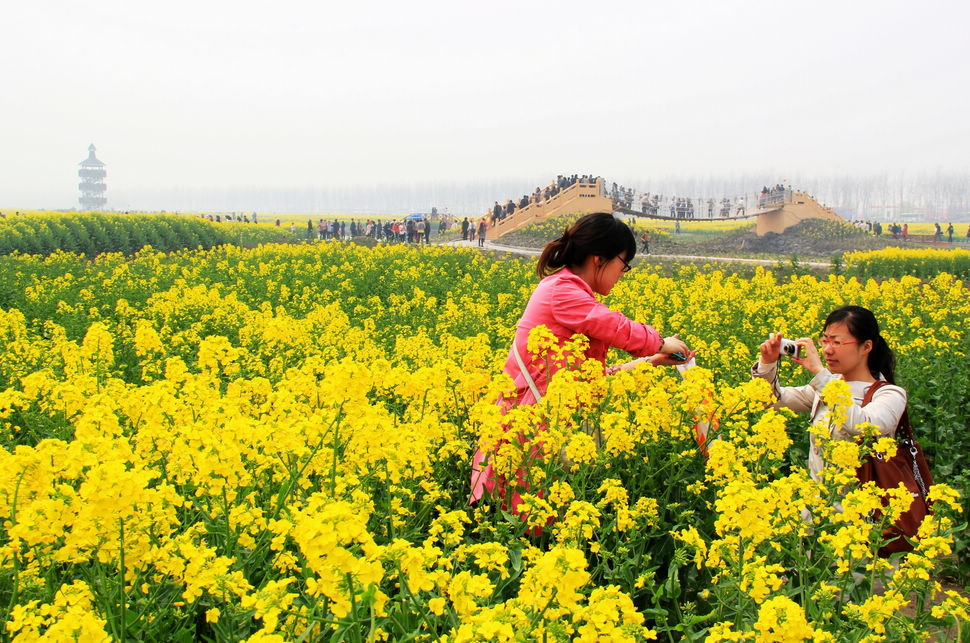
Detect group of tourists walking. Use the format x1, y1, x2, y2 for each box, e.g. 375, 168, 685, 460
459, 217, 488, 247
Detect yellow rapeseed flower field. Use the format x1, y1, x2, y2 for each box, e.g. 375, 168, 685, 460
0, 241, 967, 641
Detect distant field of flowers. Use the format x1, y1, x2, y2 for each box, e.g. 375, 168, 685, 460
844, 247, 970, 279
0, 212, 298, 256
1, 237, 969, 640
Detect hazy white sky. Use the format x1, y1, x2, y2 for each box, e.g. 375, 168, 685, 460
2, 0, 968, 211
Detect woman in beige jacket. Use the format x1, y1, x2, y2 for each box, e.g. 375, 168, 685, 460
751, 305, 906, 480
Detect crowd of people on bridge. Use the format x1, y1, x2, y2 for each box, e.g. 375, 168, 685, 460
482, 174, 793, 226
662, 196, 745, 219
759, 184, 792, 208
610, 183, 751, 219
611, 183, 638, 209
487, 174, 602, 226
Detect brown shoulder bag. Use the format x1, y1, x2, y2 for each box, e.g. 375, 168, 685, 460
855, 380, 933, 556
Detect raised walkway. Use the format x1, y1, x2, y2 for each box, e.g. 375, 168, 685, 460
487, 178, 841, 240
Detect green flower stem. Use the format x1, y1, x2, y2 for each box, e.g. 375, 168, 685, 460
118, 517, 127, 643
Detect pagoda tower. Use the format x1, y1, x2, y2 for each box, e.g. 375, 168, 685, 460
78, 144, 107, 210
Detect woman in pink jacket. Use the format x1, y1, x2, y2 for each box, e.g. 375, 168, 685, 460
502, 212, 689, 405
471, 212, 691, 508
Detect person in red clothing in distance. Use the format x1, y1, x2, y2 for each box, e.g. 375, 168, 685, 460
470, 212, 693, 515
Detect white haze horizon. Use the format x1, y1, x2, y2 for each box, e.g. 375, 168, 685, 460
2, 1, 968, 216
67, 170, 970, 221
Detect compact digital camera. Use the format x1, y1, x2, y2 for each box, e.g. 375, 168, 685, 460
779, 338, 803, 359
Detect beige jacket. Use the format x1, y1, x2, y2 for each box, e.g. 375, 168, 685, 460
751, 361, 907, 480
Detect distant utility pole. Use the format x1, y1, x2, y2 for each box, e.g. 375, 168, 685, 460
78, 144, 107, 211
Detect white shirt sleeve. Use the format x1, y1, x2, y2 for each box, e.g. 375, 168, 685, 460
751, 360, 817, 413
751, 360, 907, 439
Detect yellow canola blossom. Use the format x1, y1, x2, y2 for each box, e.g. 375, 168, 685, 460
293, 495, 386, 619
0, 241, 966, 641
4, 580, 109, 641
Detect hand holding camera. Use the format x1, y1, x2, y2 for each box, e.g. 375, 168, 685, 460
760, 333, 824, 374
655, 335, 696, 366
607, 334, 696, 373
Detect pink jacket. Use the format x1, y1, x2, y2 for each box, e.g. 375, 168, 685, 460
503, 267, 662, 405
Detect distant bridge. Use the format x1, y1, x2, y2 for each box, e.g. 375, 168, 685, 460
611, 203, 775, 222
487, 179, 840, 239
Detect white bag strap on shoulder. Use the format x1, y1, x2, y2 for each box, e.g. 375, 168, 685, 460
513, 343, 542, 402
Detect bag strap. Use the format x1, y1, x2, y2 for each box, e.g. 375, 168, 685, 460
862, 380, 929, 498
862, 380, 913, 441
513, 342, 543, 402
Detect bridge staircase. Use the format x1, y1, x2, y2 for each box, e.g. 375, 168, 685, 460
490, 179, 613, 240
754, 191, 842, 235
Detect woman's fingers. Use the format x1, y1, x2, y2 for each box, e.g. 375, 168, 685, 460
793, 337, 823, 374
760, 333, 782, 362
664, 335, 689, 354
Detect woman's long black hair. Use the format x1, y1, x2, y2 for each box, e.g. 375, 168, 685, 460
823, 305, 896, 383
536, 212, 637, 278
